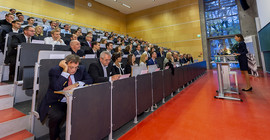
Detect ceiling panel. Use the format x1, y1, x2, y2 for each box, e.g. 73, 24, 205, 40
94, 0, 176, 14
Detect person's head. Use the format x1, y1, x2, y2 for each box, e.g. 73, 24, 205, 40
127, 54, 136, 65
27, 17, 35, 25
114, 46, 122, 53
104, 32, 109, 37
49, 21, 56, 29
65, 54, 81, 75
35, 25, 43, 35
23, 26, 35, 37
151, 51, 157, 59
42, 18, 47, 23
150, 47, 155, 53
85, 35, 92, 42
159, 47, 164, 52
234, 34, 244, 42
70, 34, 78, 40
5, 13, 14, 23
55, 20, 60, 27
140, 53, 148, 64
51, 29, 61, 40
99, 51, 111, 66
180, 54, 183, 59
93, 28, 96, 31
9, 9, 16, 15
15, 12, 22, 17
11, 20, 21, 29
91, 41, 100, 51
64, 24, 70, 30
166, 52, 172, 60
136, 45, 141, 51
144, 46, 148, 52
106, 42, 113, 51
112, 52, 122, 63
86, 31, 92, 36
18, 14, 24, 22
70, 40, 81, 52
108, 36, 113, 40
124, 45, 131, 53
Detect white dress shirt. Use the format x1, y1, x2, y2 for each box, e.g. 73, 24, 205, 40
44, 37, 66, 45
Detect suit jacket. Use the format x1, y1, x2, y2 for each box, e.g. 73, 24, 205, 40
81, 40, 92, 48
69, 48, 85, 57
124, 64, 132, 74
0, 25, 22, 52
157, 51, 165, 57
38, 65, 93, 122
133, 50, 141, 56
6, 34, 32, 64
0, 19, 12, 26
147, 58, 157, 66
112, 63, 125, 75
88, 60, 115, 83
85, 48, 101, 58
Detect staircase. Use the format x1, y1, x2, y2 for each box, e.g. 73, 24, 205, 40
0, 83, 34, 140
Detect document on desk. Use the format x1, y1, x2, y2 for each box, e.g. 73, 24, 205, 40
32, 40, 45, 44
141, 70, 148, 74
119, 74, 130, 79
85, 54, 96, 58
165, 66, 169, 69
155, 68, 160, 71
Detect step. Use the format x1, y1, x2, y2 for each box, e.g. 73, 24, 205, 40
0, 129, 34, 140
0, 84, 14, 96
0, 95, 14, 110
0, 108, 30, 138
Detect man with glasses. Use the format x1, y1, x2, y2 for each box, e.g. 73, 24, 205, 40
39, 54, 93, 140
5, 26, 35, 81
88, 51, 120, 83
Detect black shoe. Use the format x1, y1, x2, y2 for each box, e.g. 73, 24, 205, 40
242, 87, 252, 91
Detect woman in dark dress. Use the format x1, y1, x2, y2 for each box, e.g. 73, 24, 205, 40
125, 54, 136, 74
233, 34, 252, 91
112, 52, 125, 75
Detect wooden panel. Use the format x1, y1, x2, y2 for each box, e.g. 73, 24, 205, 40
126, 0, 203, 60
0, 0, 126, 33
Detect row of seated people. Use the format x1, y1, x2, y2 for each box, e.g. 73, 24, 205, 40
37, 50, 193, 140
1, 12, 194, 80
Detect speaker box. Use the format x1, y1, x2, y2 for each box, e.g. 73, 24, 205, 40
240, 0, 250, 10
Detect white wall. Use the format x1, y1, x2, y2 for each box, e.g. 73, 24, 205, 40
257, 0, 270, 29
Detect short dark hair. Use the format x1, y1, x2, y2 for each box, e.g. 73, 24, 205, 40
64, 24, 69, 27
9, 8, 15, 12
15, 12, 22, 15
235, 34, 245, 42
150, 51, 156, 57
91, 41, 99, 48
18, 14, 24, 18
27, 17, 34, 21
23, 26, 34, 31
112, 52, 122, 62
12, 20, 20, 24
106, 42, 113, 48
65, 54, 81, 64
5, 13, 14, 17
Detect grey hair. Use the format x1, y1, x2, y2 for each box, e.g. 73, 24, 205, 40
100, 51, 111, 58
65, 54, 81, 63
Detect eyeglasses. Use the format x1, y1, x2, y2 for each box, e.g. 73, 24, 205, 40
28, 30, 35, 32
68, 66, 79, 70
102, 58, 111, 62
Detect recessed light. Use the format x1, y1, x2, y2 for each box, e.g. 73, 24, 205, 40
122, 3, 131, 8
113, 0, 117, 2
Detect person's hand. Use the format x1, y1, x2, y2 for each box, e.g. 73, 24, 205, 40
59, 60, 68, 72
111, 74, 121, 81
63, 83, 79, 91
233, 53, 240, 56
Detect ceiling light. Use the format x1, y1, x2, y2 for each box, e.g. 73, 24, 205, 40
113, 0, 117, 2
122, 3, 131, 8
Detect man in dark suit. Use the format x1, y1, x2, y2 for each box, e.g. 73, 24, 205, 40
38, 54, 93, 140
85, 41, 101, 58
147, 51, 157, 65
88, 51, 120, 83
0, 20, 22, 53
0, 13, 14, 27
69, 40, 85, 57
5, 26, 35, 81
133, 44, 141, 57
64, 34, 77, 46
105, 42, 114, 54
80, 34, 92, 48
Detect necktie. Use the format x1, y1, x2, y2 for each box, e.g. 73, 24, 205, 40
68, 76, 72, 86
103, 66, 107, 77
27, 37, 31, 43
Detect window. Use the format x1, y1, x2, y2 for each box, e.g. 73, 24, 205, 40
204, 0, 240, 37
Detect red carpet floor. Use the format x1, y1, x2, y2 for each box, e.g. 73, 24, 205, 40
119, 70, 270, 140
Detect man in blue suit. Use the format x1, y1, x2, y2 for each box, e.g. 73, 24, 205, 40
147, 51, 157, 65
38, 54, 93, 140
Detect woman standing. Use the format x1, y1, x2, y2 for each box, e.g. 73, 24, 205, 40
234, 34, 252, 91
